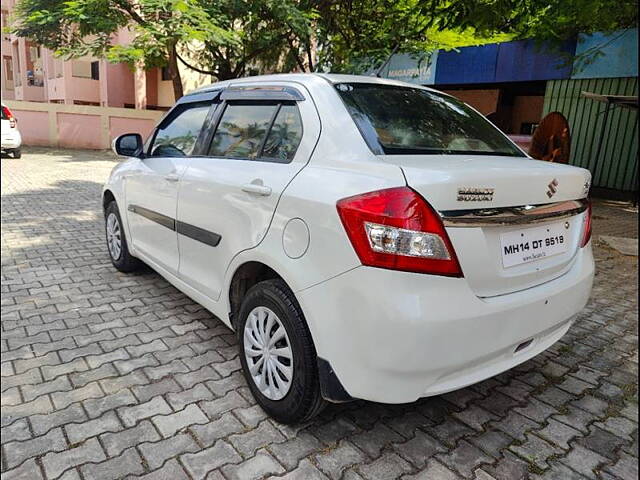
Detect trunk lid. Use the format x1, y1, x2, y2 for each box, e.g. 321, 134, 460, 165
383, 154, 591, 297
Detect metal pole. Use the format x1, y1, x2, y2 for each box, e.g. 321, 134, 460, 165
375, 43, 400, 78
590, 100, 612, 184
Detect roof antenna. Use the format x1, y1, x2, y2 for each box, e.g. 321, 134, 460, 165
375, 43, 400, 78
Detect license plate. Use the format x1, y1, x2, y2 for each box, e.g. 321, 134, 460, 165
500, 222, 569, 268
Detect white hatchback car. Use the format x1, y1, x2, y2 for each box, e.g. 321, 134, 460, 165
1, 103, 22, 158
104, 74, 594, 423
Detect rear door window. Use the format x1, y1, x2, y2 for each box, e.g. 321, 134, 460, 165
261, 105, 303, 163
208, 102, 303, 163
209, 104, 277, 159
150, 102, 212, 157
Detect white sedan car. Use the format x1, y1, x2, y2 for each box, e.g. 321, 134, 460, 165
1, 103, 22, 158
103, 74, 594, 423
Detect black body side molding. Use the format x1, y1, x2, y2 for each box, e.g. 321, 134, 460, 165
128, 204, 222, 247
176, 221, 222, 247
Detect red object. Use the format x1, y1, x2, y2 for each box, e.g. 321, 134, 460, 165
580, 200, 592, 248
2, 105, 16, 128
336, 187, 463, 276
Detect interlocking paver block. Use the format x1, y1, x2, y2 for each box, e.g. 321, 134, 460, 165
99, 369, 148, 394
269, 458, 328, 480
509, 433, 563, 470
13, 350, 60, 374
1, 367, 43, 391
65, 410, 122, 444
42, 437, 106, 480
132, 377, 182, 402
118, 395, 171, 427
228, 419, 286, 456
139, 432, 201, 469
136, 459, 190, 480
100, 419, 160, 457
221, 449, 285, 480
1, 395, 53, 426
152, 403, 209, 437
114, 353, 159, 375
81, 446, 145, 480
1, 418, 31, 444
201, 390, 250, 418
191, 414, 245, 447
22, 374, 73, 402
1, 149, 638, 480
83, 388, 137, 418
2, 458, 45, 480
182, 440, 242, 480
4, 427, 67, 469
51, 381, 103, 409
166, 382, 214, 410
402, 460, 461, 480
358, 452, 412, 480
42, 357, 89, 381
393, 430, 446, 468
315, 441, 367, 480
559, 444, 609, 479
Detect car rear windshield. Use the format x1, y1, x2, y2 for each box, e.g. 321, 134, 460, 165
335, 83, 525, 157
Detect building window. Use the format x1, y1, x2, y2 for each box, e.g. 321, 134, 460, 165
161, 66, 171, 81
91, 61, 100, 80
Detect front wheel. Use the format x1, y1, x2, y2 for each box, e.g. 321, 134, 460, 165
104, 201, 141, 273
238, 279, 326, 424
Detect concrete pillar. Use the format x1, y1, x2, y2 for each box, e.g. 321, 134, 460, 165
99, 59, 109, 107
16, 37, 27, 94
62, 60, 74, 104
134, 63, 146, 110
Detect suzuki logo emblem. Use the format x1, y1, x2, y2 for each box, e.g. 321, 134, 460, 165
546, 178, 559, 198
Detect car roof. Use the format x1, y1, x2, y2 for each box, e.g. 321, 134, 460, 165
187, 72, 442, 96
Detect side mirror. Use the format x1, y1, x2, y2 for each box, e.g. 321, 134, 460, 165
113, 133, 144, 158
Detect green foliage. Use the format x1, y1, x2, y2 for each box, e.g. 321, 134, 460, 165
422, 0, 637, 41
8, 0, 638, 85
11, 0, 236, 68
187, 0, 314, 79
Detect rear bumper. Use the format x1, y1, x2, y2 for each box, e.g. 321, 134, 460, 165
297, 244, 594, 403
1, 131, 22, 149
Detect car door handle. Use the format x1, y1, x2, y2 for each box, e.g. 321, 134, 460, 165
241, 183, 272, 196
165, 173, 180, 182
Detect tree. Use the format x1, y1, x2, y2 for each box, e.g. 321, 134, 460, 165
9, 0, 636, 95
180, 0, 314, 80
9, 0, 236, 99
417, 0, 638, 66
176, 0, 499, 77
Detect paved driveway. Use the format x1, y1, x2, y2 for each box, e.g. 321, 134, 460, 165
1, 148, 637, 480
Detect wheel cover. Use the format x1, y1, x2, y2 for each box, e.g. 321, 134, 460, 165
106, 213, 122, 261
243, 306, 293, 400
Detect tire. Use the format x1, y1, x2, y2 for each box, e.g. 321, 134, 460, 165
238, 279, 326, 424
104, 201, 141, 273
12, 149, 21, 159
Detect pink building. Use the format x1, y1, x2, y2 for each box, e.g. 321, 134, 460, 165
1, 0, 210, 109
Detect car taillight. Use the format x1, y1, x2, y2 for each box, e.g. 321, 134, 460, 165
2, 106, 16, 128
580, 200, 592, 248
336, 187, 463, 276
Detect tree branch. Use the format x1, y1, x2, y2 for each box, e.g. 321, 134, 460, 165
176, 51, 217, 75
112, 0, 147, 27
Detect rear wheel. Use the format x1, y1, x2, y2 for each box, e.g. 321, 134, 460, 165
12, 149, 21, 159
105, 201, 141, 273
238, 279, 326, 423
